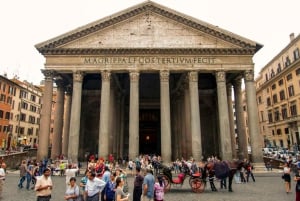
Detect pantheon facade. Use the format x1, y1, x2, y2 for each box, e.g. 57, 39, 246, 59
36, 1, 263, 163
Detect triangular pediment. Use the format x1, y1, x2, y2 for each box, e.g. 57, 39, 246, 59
36, 1, 262, 54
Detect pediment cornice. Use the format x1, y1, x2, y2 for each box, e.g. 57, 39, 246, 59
39, 48, 256, 55
36, 1, 262, 53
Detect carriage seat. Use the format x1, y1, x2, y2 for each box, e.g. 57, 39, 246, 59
172, 173, 185, 184
192, 172, 201, 177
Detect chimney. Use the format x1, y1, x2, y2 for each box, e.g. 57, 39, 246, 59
290, 33, 295, 41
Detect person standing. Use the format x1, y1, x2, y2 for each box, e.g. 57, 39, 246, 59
26, 160, 34, 190
65, 164, 79, 187
85, 171, 106, 201
101, 166, 111, 201
18, 160, 27, 189
245, 160, 255, 182
154, 176, 164, 201
115, 177, 129, 201
294, 168, 300, 201
133, 166, 144, 201
35, 168, 53, 201
0, 163, 6, 197
64, 177, 80, 201
104, 172, 116, 201
283, 162, 292, 194
141, 168, 155, 201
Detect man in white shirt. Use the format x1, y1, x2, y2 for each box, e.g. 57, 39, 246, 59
85, 171, 106, 201
65, 163, 79, 187
35, 168, 53, 201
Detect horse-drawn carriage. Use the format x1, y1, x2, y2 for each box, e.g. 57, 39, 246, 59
157, 162, 205, 193
155, 159, 247, 193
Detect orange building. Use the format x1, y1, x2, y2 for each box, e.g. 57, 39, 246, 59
0, 75, 16, 150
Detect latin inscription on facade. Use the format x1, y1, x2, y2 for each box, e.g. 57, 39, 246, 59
83, 56, 217, 65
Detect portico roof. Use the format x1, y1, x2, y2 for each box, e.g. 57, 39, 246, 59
35, 0, 262, 55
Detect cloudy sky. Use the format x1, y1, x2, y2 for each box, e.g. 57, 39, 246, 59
0, 0, 299, 84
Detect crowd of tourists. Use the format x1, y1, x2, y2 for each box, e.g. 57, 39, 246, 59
7, 153, 300, 201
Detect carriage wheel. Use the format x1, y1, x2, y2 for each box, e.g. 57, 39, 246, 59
161, 175, 171, 192
190, 178, 205, 193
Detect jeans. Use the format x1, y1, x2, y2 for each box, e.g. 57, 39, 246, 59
26, 174, 32, 190
18, 176, 26, 188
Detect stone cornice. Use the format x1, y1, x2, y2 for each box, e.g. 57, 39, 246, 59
35, 1, 261, 53
38, 48, 256, 55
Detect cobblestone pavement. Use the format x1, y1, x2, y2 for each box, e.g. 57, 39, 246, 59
1, 171, 297, 201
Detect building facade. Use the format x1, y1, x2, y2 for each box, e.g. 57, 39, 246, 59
256, 33, 300, 151
0, 75, 42, 151
35, 1, 263, 163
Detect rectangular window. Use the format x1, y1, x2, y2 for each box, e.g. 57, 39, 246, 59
278, 79, 284, 86
282, 107, 288, 119
279, 90, 285, 100
2, 84, 6, 92
285, 128, 289, 134
271, 84, 276, 90
0, 110, 3, 118
268, 111, 273, 123
277, 129, 282, 135
0, 94, 5, 102
277, 63, 282, 73
267, 97, 271, 106
287, 73, 293, 81
294, 48, 300, 61
296, 68, 300, 76
29, 115, 36, 124
288, 85, 295, 97
260, 111, 264, 121
285, 56, 291, 67
290, 104, 297, 116
30, 95, 36, 102
274, 110, 280, 121
19, 127, 25, 135
21, 102, 28, 110
20, 113, 26, 122
273, 94, 278, 104
30, 105, 37, 112
5, 112, 10, 120
258, 96, 262, 104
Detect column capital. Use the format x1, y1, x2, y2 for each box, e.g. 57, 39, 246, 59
215, 71, 226, 82
244, 70, 254, 82
188, 71, 198, 82
101, 70, 111, 82
73, 71, 84, 82
160, 70, 169, 82
129, 71, 140, 82
233, 77, 242, 86
54, 77, 65, 88
41, 69, 55, 81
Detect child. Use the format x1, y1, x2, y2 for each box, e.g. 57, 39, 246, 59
154, 176, 164, 201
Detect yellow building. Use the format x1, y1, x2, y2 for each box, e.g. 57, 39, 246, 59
256, 33, 300, 151
9, 78, 42, 150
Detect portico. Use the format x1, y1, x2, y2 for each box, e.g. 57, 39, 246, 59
35, 1, 263, 163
